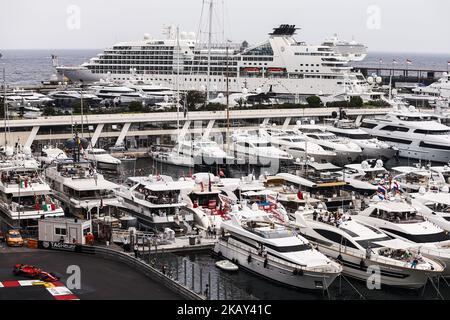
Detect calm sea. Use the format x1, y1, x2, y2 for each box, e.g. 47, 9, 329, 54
0, 49, 449, 85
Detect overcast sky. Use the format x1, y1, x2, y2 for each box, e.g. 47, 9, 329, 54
1, 0, 449, 53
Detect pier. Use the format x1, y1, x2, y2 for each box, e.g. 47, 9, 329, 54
0, 107, 392, 150
354, 64, 448, 87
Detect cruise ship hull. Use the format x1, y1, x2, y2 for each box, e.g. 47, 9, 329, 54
214, 238, 340, 290
57, 68, 365, 97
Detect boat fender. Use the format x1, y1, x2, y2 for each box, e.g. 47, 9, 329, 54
218, 251, 223, 258
264, 258, 268, 268
247, 255, 252, 263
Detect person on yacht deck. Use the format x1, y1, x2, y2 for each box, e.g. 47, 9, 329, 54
313, 210, 318, 221
366, 245, 372, 259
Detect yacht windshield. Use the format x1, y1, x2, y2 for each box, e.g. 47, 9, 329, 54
356, 237, 391, 249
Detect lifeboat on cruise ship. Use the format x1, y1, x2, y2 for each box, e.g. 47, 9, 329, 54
267, 68, 286, 73
243, 67, 261, 73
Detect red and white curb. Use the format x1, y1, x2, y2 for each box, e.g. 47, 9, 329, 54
0, 280, 79, 300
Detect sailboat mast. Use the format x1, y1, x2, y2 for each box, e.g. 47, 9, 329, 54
3, 67, 6, 146
176, 26, 181, 141
226, 42, 230, 152
206, 0, 213, 102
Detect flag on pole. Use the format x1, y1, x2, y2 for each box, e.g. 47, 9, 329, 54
406, 59, 412, 65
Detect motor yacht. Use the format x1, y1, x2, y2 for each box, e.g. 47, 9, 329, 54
214, 205, 342, 290
266, 160, 352, 212
115, 174, 195, 231
258, 126, 336, 163
150, 139, 233, 168
325, 119, 397, 160
84, 148, 122, 171
0, 165, 64, 229
294, 123, 362, 165
230, 131, 293, 166
45, 161, 121, 219
292, 204, 444, 288
360, 104, 450, 163
354, 198, 450, 276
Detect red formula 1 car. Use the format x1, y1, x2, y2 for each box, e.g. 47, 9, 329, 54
13, 264, 60, 282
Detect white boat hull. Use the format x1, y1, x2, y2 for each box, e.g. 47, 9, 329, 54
214, 238, 340, 290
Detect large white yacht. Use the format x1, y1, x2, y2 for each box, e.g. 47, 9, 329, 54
115, 174, 195, 231
1, 89, 53, 107
151, 139, 233, 168
214, 205, 342, 290
258, 126, 336, 163
84, 148, 122, 171
293, 204, 443, 288
294, 123, 362, 165
0, 165, 64, 229
354, 198, 450, 276
45, 161, 121, 219
325, 119, 397, 160
360, 105, 450, 162
56, 23, 375, 99
266, 161, 353, 212
411, 73, 450, 100
321, 34, 368, 62
230, 131, 293, 166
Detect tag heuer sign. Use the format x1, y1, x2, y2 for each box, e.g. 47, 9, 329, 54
51, 242, 77, 251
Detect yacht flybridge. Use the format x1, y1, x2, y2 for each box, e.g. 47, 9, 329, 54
56, 23, 375, 99
214, 206, 342, 290
360, 105, 450, 163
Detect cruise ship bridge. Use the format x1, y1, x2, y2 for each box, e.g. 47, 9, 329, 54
0, 107, 391, 151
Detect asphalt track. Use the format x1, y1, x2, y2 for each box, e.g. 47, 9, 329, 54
0, 249, 182, 300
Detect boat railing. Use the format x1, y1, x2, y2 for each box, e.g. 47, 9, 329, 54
319, 243, 437, 270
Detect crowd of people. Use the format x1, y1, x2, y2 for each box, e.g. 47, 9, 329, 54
312, 209, 352, 228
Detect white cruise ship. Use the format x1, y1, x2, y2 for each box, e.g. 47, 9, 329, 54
321, 34, 368, 62
56, 24, 374, 98
360, 105, 450, 162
